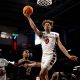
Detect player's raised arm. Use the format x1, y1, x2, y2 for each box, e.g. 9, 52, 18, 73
27, 17, 42, 38
23, 6, 42, 38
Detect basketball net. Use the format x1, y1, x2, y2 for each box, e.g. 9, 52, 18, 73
37, 0, 52, 7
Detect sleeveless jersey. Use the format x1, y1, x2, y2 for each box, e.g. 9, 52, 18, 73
40, 32, 59, 54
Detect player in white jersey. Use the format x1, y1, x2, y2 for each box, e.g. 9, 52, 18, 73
23, 11, 78, 80
41, 32, 58, 71
0, 58, 9, 80
0, 58, 15, 80
0, 52, 15, 80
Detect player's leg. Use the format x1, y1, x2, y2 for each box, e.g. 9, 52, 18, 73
50, 72, 59, 80
45, 71, 49, 80
39, 67, 48, 80
40, 54, 52, 80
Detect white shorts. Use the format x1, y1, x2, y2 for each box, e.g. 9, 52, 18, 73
41, 53, 57, 70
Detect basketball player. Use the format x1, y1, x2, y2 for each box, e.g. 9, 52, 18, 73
0, 58, 9, 80
18, 50, 41, 79
18, 50, 41, 68
0, 54, 15, 80
23, 11, 78, 80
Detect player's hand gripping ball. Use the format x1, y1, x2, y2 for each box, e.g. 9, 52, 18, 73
23, 5, 33, 16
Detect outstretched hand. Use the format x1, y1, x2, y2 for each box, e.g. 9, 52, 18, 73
69, 55, 78, 61
23, 10, 30, 18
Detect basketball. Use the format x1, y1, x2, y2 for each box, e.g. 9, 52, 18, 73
23, 5, 33, 16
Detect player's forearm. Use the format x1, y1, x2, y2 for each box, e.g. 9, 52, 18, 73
59, 45, 71, 58
28, 62, 41, 67
27, 17, 42, 37
28, 62, 36, 67
27, 17, 37, 31
35, 62, 41, 67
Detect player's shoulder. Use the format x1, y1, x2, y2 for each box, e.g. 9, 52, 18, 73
42, 31, 59, 36
18, 59, 23, 62
1, 58, 7, 61
51, 32, 59, 36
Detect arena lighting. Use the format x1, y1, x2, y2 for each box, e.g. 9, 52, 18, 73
12, 33, 19, 37
12, 33, 19, 40
0, 32, 12, 39
11, 33, 19, 50
0, 32, 6, 38
13, 41, 17, 50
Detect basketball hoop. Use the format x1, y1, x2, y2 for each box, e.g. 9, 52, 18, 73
37, 0, 52, 7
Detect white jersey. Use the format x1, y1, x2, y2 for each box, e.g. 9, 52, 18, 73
0, 58, 9, 80
0, 58, 9, 67
41, 32, 59, 54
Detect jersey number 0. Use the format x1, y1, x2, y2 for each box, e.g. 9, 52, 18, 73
45, 38, 49, 44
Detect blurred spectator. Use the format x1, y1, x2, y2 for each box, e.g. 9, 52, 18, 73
0, 53, 14, 80
17, 50, 41, 80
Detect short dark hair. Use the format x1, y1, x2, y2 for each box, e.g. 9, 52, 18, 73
42, 20, 54, 27
24, 50, 29, 53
